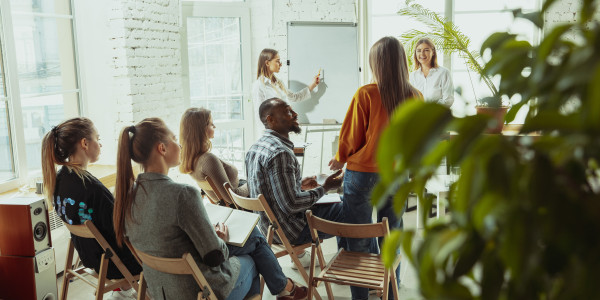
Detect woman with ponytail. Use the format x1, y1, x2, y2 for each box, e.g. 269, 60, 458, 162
41, 117, 141, 299
328, 36, 423, 299
114, 118, 307, 300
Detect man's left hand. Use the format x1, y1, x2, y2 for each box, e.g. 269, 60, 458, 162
301, 176, 318, 190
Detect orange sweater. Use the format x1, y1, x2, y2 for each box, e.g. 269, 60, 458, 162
335, 84, 421, 173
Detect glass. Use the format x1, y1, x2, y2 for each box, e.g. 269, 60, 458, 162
187, 17, 243, 121
371, 0, 445, 15
10, 0, 72, 15
211, 128, 245, 174
11, 16, 78, 96
0, 100, 16, 182
20, 93, 79, 172
454, 0, 538, 12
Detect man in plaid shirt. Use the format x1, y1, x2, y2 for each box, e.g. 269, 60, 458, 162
246, 98, 344, 246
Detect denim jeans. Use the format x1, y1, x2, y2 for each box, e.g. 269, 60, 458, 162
228, 227, 288, 295
340, 169, 404, 300
225, 255, 259, 300
291, 202, 345, 245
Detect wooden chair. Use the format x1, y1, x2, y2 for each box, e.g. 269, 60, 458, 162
196, 175, 238, 208
305, 210, 400, 300
61, 220, 140, 300
223, 182, 322, 300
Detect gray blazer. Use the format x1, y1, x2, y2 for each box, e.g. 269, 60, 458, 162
126, 172, 240, 300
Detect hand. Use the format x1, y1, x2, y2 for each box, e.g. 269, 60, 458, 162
215, 222, 229, 242
308, 75, 320, 91
328, 157, 345, 171
301, 176, 318, 190
322, 170, 343, 192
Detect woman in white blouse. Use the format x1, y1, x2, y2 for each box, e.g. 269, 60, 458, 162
409, 38, 454, 108
252, 48, 320, 136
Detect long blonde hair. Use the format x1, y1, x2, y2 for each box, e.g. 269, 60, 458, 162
113, 118, 171, 246
413, 37, 439, 71
257, 48, 280, 83
179, 107, 212, 174
369, 36, 420, 117
41, 117, 95, 202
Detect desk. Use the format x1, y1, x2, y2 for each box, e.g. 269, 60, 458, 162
416, 175, 450, 229
298, 123, 342, 175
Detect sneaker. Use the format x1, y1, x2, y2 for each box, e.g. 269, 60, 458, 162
276, 280, 309, 300
290, 250, 311, 270
107, 289, 137, 300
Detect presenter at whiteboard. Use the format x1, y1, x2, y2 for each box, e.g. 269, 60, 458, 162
252, 48, 320, 105
409, 38, 454, 108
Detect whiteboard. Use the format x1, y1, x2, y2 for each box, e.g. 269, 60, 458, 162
287, 22, 360, 124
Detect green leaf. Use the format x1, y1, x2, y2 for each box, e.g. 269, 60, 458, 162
481, 253, 505, 300
513, 9, 543, 28
586, 62, 600, 130
521, 112, 583, 133
480, 32, 517, 55
381, 230, 401, 267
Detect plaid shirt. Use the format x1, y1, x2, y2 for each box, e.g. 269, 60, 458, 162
246, 129, 325, 243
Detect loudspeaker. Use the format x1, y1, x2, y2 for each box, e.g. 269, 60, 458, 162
0, 197, 52, 257
0, 248, 58, 300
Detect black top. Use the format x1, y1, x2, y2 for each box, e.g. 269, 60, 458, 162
53, 166, 141, 279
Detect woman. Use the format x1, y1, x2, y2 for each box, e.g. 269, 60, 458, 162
329, 36, 422, 300
179, 107, 248, 206
409, 37, 454, 107
252, 48, 320, 135
113, 118, 307, 300
41, 117, 141, 300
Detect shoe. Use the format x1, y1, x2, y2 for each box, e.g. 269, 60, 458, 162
290, 250, 311, 270
276, 280, 309, 300
107, 289, 137, 300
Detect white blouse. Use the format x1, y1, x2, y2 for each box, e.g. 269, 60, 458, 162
409, 66, 454, 108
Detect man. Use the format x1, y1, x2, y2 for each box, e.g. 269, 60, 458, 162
246, 98, 344, 250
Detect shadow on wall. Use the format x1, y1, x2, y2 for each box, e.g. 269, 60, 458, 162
289, 80, 327, 124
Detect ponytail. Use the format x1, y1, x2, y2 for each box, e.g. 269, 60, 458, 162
114, 126, 136, 247
41, 128, 59, 202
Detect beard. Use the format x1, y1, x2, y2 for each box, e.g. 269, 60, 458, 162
290, 124, 302, 134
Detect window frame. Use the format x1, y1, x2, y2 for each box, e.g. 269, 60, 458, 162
0, 0, 82, 192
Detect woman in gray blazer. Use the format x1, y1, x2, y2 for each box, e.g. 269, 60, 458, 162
112, 118, 308, 300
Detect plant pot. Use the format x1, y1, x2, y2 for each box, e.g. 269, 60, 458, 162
476, 106, 509, 134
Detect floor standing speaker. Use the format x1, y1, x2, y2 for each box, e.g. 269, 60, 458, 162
0, 197, 58, 300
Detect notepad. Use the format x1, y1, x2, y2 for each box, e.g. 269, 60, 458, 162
315, 193, 342, 205
204, 204, 261, 247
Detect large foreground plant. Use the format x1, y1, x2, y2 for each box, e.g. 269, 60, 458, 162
376, 0, 600, 298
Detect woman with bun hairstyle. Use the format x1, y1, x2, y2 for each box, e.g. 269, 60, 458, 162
41, 117, 141, 300
113, 118, 308, 300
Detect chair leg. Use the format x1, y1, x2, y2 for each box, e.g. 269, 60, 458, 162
96, 254, 109, 300
61, 239, 76, 300
391, 268, 400, 300
382, 269, 390, 300
291, 253, 322, 300
136, 273, 147, 300
260, 276, 265, 297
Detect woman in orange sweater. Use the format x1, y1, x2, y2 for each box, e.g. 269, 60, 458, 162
329, 36, 422, 300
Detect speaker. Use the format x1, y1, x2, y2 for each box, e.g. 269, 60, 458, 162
0, 197, 52, 257
0, 248, 58, 300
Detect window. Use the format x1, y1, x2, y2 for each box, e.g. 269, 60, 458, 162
368, 0, 540, 120
182, 2, 253, 172
0, 0, 80, 190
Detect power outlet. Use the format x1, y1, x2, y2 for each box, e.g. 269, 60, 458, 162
35, 248, 55, 273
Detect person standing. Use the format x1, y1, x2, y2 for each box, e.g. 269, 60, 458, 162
409, 37, 454, 107
329, 36, 423, 300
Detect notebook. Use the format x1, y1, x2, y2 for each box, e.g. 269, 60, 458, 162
315, 193, 342, 205
204, 203, 261, 247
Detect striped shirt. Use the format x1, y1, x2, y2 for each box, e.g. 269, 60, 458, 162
245, 129, 325, 243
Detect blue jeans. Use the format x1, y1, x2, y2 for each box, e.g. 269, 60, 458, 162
228, 227, 288, 296
340, 170, 404, 300
291, 202, 345, 245
226, 255, 258, 300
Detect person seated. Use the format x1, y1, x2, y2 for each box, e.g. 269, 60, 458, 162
245, 98, 345, 265
179, 107, 248, 206
41, 117, 141, 300
113, 117, 308, 300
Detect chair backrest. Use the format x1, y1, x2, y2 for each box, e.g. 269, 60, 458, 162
305, 210, 389, 239
128, 245, 217, 300
223, 182, 265, 212
195, 176, 223, 205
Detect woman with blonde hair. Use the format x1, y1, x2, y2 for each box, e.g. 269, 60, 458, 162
409, 37, 454, 107
179, 107, 248, 206
252, 48, 320, 136
114, 118, 307, 300
329, 36, 423, 299
41, 117, 141, 300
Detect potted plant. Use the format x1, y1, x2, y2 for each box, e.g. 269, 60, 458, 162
398, 0, 509, 133
376, 0, 600, 298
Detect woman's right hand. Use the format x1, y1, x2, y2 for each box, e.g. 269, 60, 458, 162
215, 222, 229, 242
